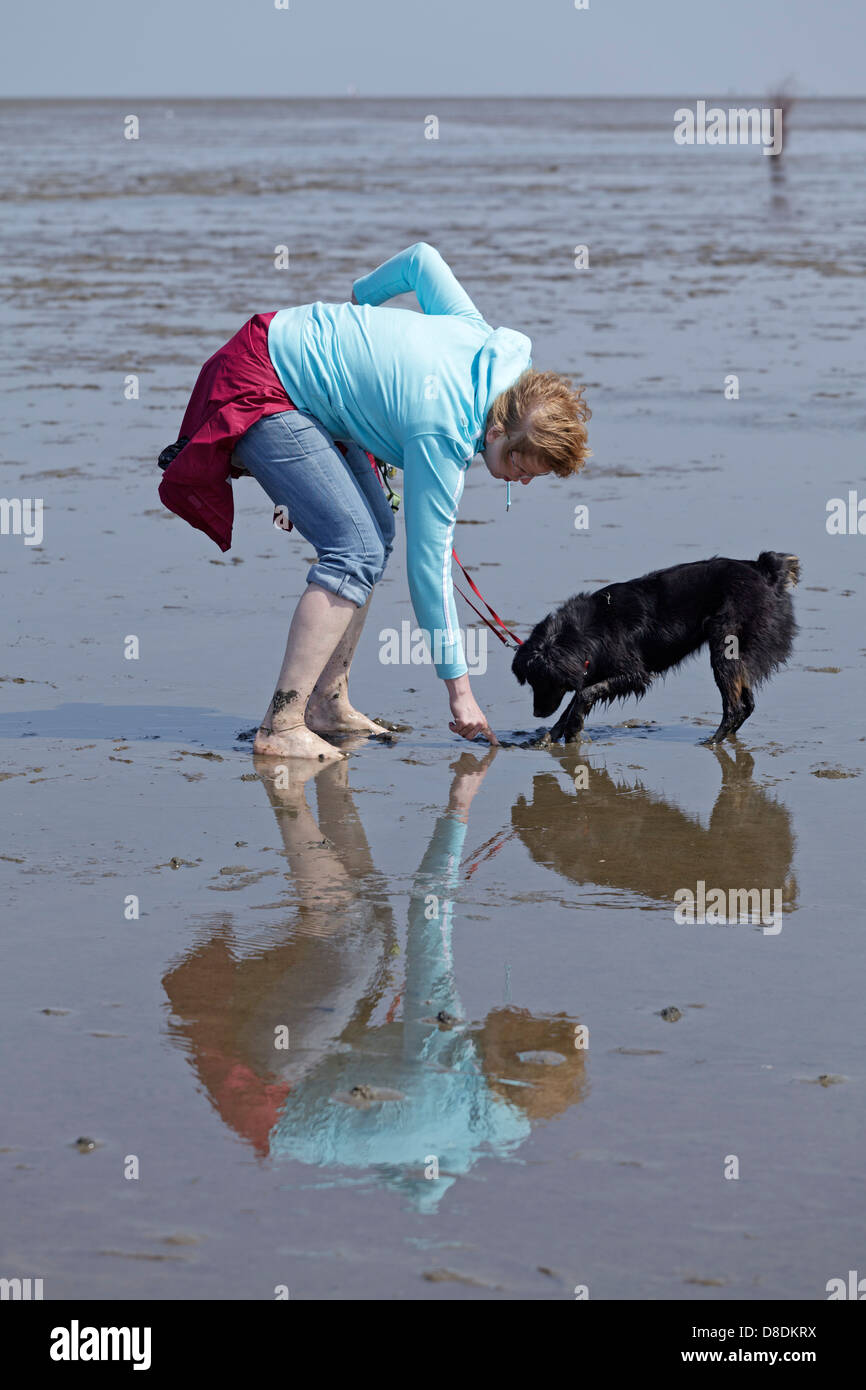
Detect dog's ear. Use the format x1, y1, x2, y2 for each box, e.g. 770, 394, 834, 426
512, 614, 557, 685
512, 646, 553, 688
511, 643, 530, 685
537, 602, 591, 689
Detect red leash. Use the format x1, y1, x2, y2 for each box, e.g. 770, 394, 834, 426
369, 461, 523, 651
451, 549, 523, 649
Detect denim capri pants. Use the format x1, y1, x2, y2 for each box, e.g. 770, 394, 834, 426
233, 409, 396, 607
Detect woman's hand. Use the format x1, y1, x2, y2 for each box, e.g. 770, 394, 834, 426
446, 676, 499, 745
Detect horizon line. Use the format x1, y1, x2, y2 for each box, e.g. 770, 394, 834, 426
1, 91, 863, 102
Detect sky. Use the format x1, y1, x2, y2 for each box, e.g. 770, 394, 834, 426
1, 0, 862, 98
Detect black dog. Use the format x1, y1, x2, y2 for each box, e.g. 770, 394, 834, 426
512, 553, 799, 745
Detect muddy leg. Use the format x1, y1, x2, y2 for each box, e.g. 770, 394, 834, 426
704, 652, 749, 745
255, 584, 356, 761
729, 683, 755, 734
550, 692, 586, 743
306, 595, 388, 736
550, 679, 619, 741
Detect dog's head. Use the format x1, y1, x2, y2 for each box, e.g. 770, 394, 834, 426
512, 607, 591, 717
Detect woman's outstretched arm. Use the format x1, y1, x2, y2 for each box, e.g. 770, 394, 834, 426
352, 242, 484, 321
402, 433, 497, 744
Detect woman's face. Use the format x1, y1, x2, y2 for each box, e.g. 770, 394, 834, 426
482, 425, 552, 484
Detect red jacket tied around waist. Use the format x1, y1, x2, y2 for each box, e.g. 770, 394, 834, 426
159, 312, 385, 552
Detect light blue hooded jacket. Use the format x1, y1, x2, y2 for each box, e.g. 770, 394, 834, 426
267, 244, 532, 678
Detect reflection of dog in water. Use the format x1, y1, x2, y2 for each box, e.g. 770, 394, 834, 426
513, 552, 799, 744
510, 746, 797, 913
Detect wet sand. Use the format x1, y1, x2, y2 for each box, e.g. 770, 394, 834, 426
1, 99, 865, 1299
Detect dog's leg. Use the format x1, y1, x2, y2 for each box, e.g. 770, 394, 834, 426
591, 672, 651, 704
550, 692, 585, 743
582, 679, 612, 703
549, 678, 629, 741
703, 696, 741, 745
550, 674, 649, 741
728, 683, 755, 734
704, 644, 750, 745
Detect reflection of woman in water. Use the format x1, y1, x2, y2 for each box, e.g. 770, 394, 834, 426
162, 749, 587, 1207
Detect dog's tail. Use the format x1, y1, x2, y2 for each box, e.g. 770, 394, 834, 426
756, 551, 800, 590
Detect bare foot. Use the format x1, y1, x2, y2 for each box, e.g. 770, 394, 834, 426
305, 697, 388, 737
253, 723, 346, 761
